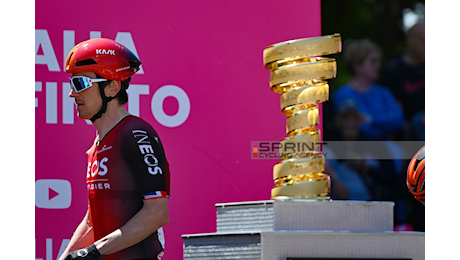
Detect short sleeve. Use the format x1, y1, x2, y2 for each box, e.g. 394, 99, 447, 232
121, 118, 170, 200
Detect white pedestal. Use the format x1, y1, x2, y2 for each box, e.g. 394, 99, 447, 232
182, 200, 425, 260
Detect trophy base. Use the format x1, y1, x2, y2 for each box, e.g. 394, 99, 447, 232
214, 200, 393, 232
271, 195, 331, 201
183, 200, 425, 260
183, 230, 425, 260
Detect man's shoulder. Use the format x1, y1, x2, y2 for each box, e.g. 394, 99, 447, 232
120, 115, 159, 139
122, 115, 155, 130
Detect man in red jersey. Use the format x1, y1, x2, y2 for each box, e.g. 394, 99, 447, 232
59, 38, 170, 260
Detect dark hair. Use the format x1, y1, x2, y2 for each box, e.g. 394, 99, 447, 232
95, 74, 130, 105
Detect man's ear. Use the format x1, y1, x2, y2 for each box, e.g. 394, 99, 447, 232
105, 80, 121, 98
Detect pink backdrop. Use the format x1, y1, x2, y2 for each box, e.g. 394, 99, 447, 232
35, 1, 321, 259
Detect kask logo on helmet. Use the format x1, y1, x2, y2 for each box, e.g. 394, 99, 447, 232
95, 49, 115, 55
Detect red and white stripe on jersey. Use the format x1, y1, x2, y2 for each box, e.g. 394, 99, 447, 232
144, 191, 168, 200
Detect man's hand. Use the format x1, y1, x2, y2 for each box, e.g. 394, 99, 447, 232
92, 198, 169, 256
64, 244, 104, 260
58, 210, 95, 260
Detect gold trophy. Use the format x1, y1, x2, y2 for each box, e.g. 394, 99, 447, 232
263, 33, 342, 200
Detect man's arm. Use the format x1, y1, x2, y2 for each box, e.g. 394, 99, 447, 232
58, 209, 94, 260
93, 197, 169, 256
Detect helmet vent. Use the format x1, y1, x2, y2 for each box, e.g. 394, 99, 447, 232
65, 52, 74, 67
76, 59, 98, 67
129, 59, 142, 70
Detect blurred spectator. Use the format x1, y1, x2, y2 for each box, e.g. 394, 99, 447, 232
381, 20, 425, 140
325, 99, 398, 201
380, 20, 425, 231
333, 39, 404, 141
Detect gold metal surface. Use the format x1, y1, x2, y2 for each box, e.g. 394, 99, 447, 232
286, 106, 319, 134
273, 151, 325, 179
271, 79, 325, 94
263, 33, 341, 200
271, 176, 331, 198
271, 195, 331, 201
269, 58, 336, 89
281, 82, 329, 117
274, 172, 328, 185
279, 131, 321, 158
286, 127, 319, 138
264, 33, 342, 71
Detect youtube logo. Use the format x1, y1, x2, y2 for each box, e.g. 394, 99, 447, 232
35, 179, 72, 209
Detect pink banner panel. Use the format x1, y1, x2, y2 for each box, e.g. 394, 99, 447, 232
35, 1, 321, 259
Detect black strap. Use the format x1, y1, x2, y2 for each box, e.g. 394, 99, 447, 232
90, 84, 115, 122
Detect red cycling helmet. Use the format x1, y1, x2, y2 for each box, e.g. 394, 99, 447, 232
65, 38, 141, 81
406, 145, 425, 205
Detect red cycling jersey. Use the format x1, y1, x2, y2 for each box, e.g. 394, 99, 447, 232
86, 115, 170, 260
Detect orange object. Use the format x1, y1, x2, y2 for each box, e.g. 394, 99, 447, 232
406, 146, 425, 204
65, 38, 141, 81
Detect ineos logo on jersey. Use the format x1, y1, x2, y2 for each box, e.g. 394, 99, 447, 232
144, 154, 159, 166
87, 157, 111, 190
132, 129, 163, 175
87, 157, 109, 178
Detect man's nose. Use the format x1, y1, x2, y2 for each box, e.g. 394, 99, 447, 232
69, 87, 79, 97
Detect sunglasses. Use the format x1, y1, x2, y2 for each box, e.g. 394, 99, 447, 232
69, 76, 107, 93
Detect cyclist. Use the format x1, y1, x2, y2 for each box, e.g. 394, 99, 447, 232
59, 38, 170, 260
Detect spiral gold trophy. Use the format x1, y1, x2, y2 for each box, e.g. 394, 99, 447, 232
263, 33, 342, 200
184, 32, 424, 259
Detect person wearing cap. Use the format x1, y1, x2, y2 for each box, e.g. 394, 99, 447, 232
59, 38, 170, 260
325, 99, 398, 201
381, 20, 425, 127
